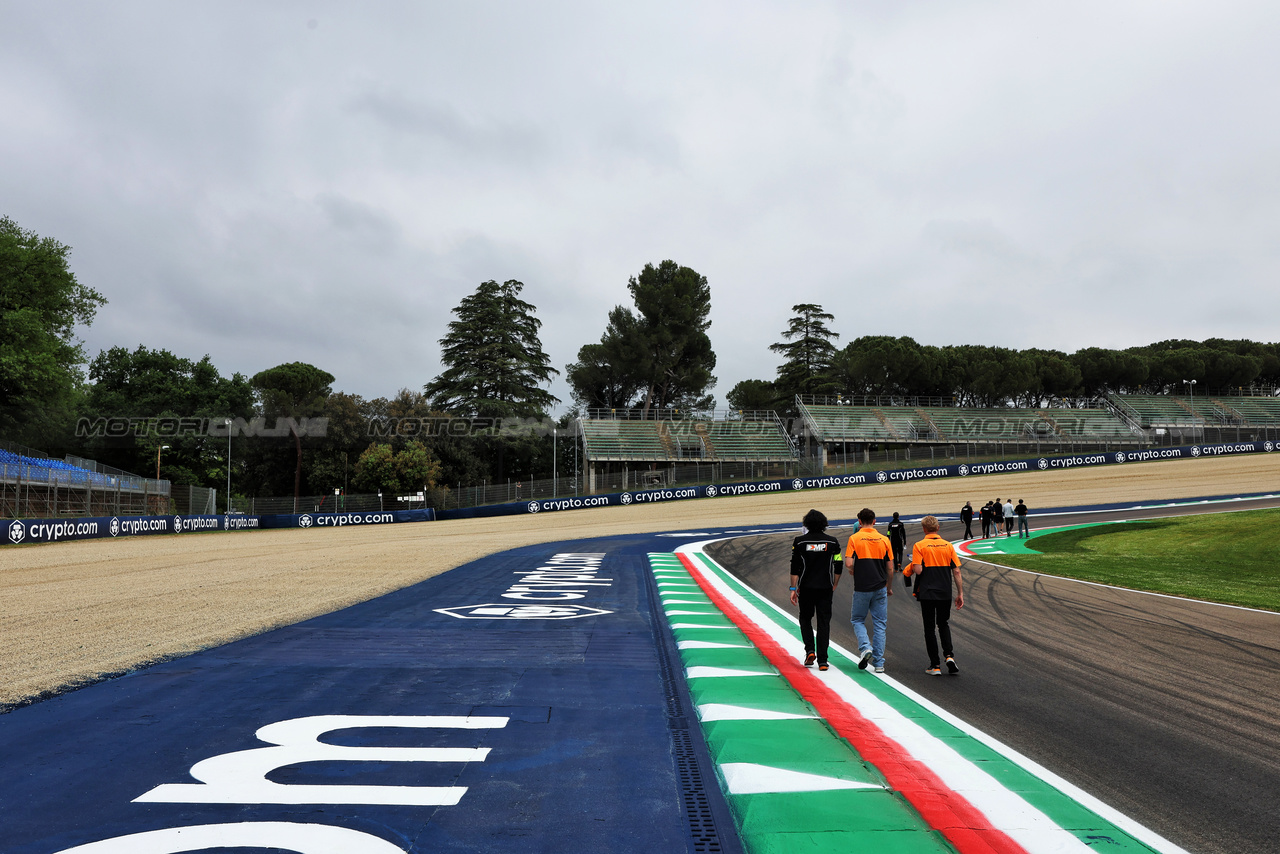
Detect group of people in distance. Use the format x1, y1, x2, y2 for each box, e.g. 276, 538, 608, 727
789, 508, 963, 677
960, 498, 1030, 539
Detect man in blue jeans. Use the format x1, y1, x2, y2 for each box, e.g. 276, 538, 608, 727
1015, 499, 1030, 538
844, 507, 895, 673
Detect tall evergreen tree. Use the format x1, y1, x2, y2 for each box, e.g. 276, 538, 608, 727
771, 303, 840, 407
424, 279, 559, 418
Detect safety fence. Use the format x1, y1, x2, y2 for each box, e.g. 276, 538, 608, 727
6, 438, 1274, 545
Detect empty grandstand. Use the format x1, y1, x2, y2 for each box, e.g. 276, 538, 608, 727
797, 397, 1143, 452
1, 440, 170, 518
1109, 390, 1280, 443
577, 410, 796, 491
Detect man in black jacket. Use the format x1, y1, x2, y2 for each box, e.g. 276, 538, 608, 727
886, 511, 907, 586
789, 509, 843, 671
960, 502, 974, 539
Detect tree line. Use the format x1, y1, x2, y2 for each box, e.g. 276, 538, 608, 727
4, 214, 1278, 507
726, 304, 1280, 413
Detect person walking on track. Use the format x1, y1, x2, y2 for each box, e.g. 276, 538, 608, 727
845, 508, 895, 673
1002, 498, 1016, 537
980, 501, 992, 538
905, 515, 964, 676
886, 511, 907, 579
960, 502, 974, 540
1015, 499, 1030, 538
789, 509, 842, 671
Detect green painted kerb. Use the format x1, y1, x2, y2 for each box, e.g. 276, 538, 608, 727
649, 553, 955, 854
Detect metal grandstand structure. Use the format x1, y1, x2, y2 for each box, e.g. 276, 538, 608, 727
0, 439, 172, 519
576, 409, 801, 491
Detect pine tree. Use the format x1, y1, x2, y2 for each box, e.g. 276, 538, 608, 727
567, 260, 717, 414
424, 279, 559, 418
771, 303, 840, 407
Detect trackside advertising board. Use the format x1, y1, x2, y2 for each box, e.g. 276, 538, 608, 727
440, 439, 1276, 518
256, 508, 436, 529
4, 441, 1272, 543
3, 514, 241, 546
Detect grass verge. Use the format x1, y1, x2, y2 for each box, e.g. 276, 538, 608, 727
984, 508, 1280, 612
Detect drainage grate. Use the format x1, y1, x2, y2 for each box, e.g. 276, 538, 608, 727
651, 566, 726, 854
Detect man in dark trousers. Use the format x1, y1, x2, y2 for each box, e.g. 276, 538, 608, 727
886, 511, 908, 587
906, 515, 964, 676
1015, 499, 1030, 538
960, 502, 974, 539
789, 509, 842, 671
844, 507, 895, 673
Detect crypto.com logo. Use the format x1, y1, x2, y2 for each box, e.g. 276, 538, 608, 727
8, 520, 25, 544
957, 465, 970, 477
298, 514, 314, 528
1037, 458, 1050, 470
434, 604, 612, 620
876, 471, 888, 483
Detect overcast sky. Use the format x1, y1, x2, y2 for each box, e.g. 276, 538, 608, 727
4, 1, 1279, 412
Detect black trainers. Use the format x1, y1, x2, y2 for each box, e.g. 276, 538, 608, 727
804, 652, 816, 667
857, 649, 873, 670
945, 656, 959, 674
818, 662, 829, 671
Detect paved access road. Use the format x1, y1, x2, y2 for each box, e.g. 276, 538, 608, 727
705, 494, 1280, 854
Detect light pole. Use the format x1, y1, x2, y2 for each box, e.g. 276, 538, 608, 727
156, 444, 170, 481
224, 418, 232, 514
1183, 379, 1198, 444
553, 425, 557, 498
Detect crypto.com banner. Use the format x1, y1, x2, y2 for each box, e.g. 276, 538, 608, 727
255, 508, 436, 529
448, 439, 1275, 519
4, 514, 241, 546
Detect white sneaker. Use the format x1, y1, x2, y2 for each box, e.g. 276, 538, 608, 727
874, 666, 885, 673
858, 649, 873, 670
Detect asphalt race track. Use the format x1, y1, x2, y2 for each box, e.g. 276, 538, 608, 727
706, 494, 1280, 854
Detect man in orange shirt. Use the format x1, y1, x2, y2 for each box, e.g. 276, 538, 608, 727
844, 507, 895, 673
906, 515, 964, 676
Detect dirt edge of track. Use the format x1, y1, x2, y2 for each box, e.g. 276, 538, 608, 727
2, 452, 1278, 709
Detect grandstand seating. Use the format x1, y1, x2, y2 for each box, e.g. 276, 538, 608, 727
579, 420, 671, 461
800, 405, 912, 441
1112, 395, 1204, 427
1039, 409, 1140, 441
799, 401, 1139, 444
0, 449, 115, 488
699, 421, 794, 461
1213, 396, 1280, 425
579, 417, 794, 462
914, 408, 1042, 442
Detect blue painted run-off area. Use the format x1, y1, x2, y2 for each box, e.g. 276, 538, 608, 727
0, 533, 739, 854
